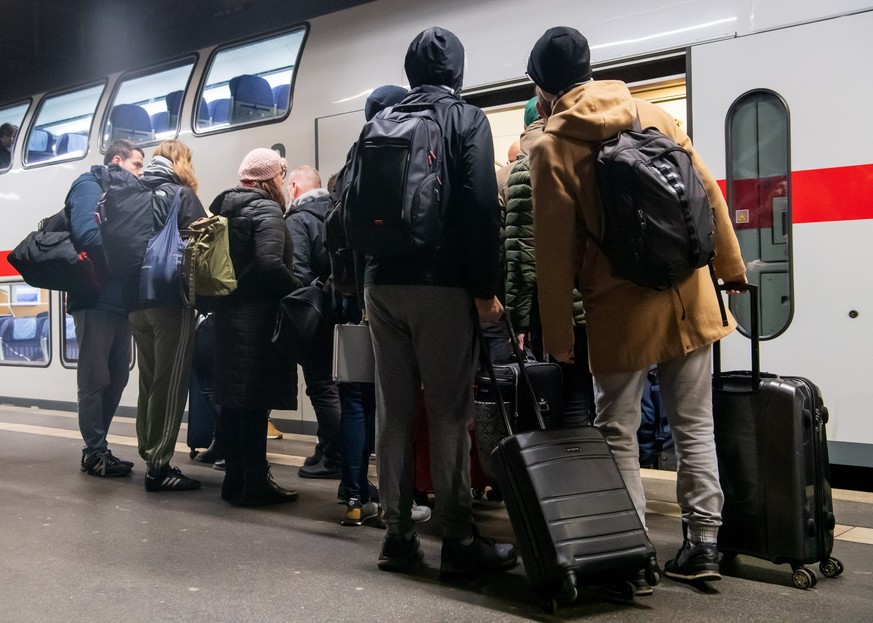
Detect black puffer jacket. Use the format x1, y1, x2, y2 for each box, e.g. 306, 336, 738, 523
285, 188, 331, 285
364, 28, 501, 299
208, 187, 302, 410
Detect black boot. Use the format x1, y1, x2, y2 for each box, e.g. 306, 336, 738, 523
194, 435, 223, 464
232, 471, 299, 506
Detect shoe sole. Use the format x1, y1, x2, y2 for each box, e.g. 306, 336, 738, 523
377, 549, 424, 571
342, 512, 378, 527
298, 471, 342, 480
439, 556, 518, 577
664, 568, 722, 582
634, 584, 654, 596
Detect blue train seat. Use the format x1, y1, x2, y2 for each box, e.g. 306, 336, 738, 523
272, 84, 291, 114
64, 315, 79, 362
56, 133, 88, 155
197, 97, 211, 125
209, 98, 231, 124
109, 104, 154, 142
166, 90, 183, 126
151, 111, 170, 134
0, 316, 47, 363
229, 74, 274, 122
26, 129, 55, 163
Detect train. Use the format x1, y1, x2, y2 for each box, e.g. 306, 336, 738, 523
0, 0, 871, 471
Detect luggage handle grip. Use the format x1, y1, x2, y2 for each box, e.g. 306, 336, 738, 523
713, 282, 759, 389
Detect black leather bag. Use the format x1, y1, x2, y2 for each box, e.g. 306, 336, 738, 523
272, 282, 335, 357
9, 209, 100, 296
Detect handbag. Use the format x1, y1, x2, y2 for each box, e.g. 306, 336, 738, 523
273, 281, 335, 356
138, 188, 190, 307
8, 208, 100, 296
332, 322, 375, 383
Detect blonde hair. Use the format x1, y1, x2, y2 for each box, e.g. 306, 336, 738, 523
153, 139, 199, 194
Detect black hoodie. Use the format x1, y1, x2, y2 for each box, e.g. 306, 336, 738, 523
364, 27, 500, 299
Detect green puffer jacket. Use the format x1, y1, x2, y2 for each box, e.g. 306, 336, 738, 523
505, 157, 585, 331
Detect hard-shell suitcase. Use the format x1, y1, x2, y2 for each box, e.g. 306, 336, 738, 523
332, 322, 375, 383
712, 283, 843, 589
482, 315, 659, 612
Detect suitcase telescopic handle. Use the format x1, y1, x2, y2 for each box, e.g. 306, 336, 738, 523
713, 282, 760, 389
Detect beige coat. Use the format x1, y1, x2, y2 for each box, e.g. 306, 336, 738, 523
529, 81, 746, 374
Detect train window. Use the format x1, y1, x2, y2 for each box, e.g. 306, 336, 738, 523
24, 84, 104, 167
103, 60, 196, 148
196, 28, 306, 132
726, 89, 793, 339
0, 283, 52, 367
1, 101, 29, 172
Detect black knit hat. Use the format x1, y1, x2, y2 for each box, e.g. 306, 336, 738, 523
527, 26, 592, 95
365, 85, 409, 121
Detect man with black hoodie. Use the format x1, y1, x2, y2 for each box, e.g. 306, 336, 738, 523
365, 27, 517, 576
67, 139, 143, 477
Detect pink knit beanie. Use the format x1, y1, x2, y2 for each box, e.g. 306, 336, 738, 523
238, 148, 287, 181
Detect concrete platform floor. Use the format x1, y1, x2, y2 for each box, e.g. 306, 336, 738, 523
1, 405, 871, 622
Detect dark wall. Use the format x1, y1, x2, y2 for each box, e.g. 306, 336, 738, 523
0, 0, 372, 105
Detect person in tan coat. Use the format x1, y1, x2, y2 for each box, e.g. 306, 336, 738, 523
526, 27, 746, 592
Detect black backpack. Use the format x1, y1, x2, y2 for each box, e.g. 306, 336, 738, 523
95, 164, 171, 277
595, 110, 716, 290
342, 93, 458, 258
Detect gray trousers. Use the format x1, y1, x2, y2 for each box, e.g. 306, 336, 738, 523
366, 285, 476, 540
129, 306, 195, 472
593, 344, 723, 544
72, 308, 131, 455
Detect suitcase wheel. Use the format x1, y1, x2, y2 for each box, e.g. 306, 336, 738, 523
619, 580, 636, 600
791, 567, 817, 590
645, 559, 662, 587
819, 557, 844, 578
559, 571, 578, 603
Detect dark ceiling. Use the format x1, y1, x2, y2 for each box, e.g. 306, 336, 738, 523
0, 0, 373, 104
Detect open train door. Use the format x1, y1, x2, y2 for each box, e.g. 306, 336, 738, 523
689, 10, 873, 468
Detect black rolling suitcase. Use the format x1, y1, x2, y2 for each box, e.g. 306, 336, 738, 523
480, 315, 660, 613
187, 314, 219, 456
712, 284, 843, 589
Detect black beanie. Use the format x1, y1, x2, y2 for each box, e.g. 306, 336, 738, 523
365, 85, 409, 121
527, 26, 592, 95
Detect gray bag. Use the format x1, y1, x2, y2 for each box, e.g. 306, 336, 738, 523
332, 323, 375, 383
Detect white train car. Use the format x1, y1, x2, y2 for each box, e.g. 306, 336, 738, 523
1, 0, 871, 469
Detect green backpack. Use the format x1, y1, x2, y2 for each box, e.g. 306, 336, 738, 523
185, 216, 239, 297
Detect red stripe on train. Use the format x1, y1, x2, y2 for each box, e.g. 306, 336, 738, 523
0, 251, 16, 278
718, 163, 873, 226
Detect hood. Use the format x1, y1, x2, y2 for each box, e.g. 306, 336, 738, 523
545, 81, 637, 142
404, 27, 465, 93
519, 118, 545, 156
290, 188, 330, 216
208, 186, 269, 217
143, 155, 179, 187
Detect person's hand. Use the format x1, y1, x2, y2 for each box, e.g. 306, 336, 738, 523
475, 296, 503, 325
516, 332, 526, 351
552, 348, 574, 364
723, 275, 747, 295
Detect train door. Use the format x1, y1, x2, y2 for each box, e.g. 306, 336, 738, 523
689, 11, 873, 467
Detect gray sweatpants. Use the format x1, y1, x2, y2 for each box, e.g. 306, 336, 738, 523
366, 285, 476, 540
593, 344, 723, 544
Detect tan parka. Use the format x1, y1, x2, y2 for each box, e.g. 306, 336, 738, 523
528, 80, 746, 374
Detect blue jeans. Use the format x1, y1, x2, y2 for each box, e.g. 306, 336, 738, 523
339, 382, 375, 502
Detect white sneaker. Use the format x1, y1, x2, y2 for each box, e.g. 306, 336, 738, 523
411, 502, 432, 524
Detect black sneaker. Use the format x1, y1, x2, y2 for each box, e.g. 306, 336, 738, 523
664, 540, 722, 582
377, 532, 424, 571
82, 450, 132, 477
440, 525, 518, 576
106, 449, 135, 470
145, 465, 202, 492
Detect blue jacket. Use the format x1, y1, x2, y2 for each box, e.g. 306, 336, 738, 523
66, 166, 136, 314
